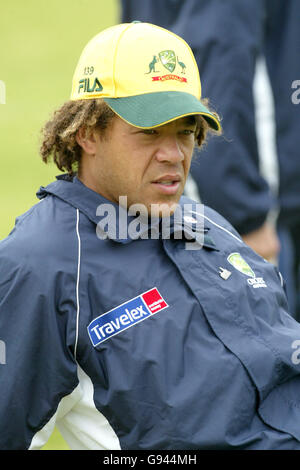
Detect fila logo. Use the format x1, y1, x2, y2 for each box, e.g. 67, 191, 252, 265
88, 288, 168, 347
78, 77, 103, 94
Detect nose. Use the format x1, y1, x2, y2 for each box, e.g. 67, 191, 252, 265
155, 135, 184, 164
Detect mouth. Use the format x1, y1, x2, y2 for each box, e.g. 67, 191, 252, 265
151, 175, 182, 195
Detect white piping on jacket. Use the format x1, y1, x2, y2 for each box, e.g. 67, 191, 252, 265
191, 210, 243, 244
74, 208, 81, 360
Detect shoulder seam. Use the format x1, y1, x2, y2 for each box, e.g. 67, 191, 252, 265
192, 210, 243, 243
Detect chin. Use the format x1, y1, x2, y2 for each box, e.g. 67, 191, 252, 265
148, 200, 180, 218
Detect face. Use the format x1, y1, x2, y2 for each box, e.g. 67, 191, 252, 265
78, 115, 197, 217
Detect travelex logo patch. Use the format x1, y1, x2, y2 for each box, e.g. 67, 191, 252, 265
227, 253, 267, 288
88, 288, 168, 347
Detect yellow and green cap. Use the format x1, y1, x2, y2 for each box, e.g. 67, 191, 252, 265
70, 22, 221, 131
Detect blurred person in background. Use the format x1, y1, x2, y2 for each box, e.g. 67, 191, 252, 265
121, 0, 300, 320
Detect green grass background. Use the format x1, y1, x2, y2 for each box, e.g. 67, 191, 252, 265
0, 0, 120, 450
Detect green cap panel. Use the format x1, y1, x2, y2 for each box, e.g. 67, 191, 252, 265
104, 92, 221, 131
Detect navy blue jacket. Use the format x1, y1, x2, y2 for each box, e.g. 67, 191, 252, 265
1, 176, 300, 450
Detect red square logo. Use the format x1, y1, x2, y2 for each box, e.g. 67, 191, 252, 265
142, 288, 168, 314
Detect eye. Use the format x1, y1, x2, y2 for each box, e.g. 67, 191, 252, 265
180, 129, 196, 136
141, 129, 158, 135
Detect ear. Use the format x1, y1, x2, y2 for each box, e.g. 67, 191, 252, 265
76, 127, 98, 155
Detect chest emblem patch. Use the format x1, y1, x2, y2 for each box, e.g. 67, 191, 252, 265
227, 252, 267, 288
88, 288, 169, 347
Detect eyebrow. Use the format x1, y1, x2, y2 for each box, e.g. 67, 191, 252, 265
182, 116, 197, 125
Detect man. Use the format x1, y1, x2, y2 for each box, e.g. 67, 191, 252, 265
1, 21, 300, 450
121, 0, 300, 320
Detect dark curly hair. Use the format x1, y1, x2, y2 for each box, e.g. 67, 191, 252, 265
39, 98, 220, 174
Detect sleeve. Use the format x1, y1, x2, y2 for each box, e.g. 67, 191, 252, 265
120, 0, 183, 28
0, 237, 79, 450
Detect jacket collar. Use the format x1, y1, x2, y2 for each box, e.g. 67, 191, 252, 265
37, 174, 218, 250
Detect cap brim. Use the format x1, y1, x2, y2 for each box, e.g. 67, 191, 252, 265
103, 91, 221, 131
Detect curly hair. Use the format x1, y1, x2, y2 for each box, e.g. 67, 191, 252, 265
39, 99, 115, 174
39, 98, 220, 174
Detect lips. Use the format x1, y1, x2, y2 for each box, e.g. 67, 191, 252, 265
153, 174, 181, 184
151, 175, 182, 195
